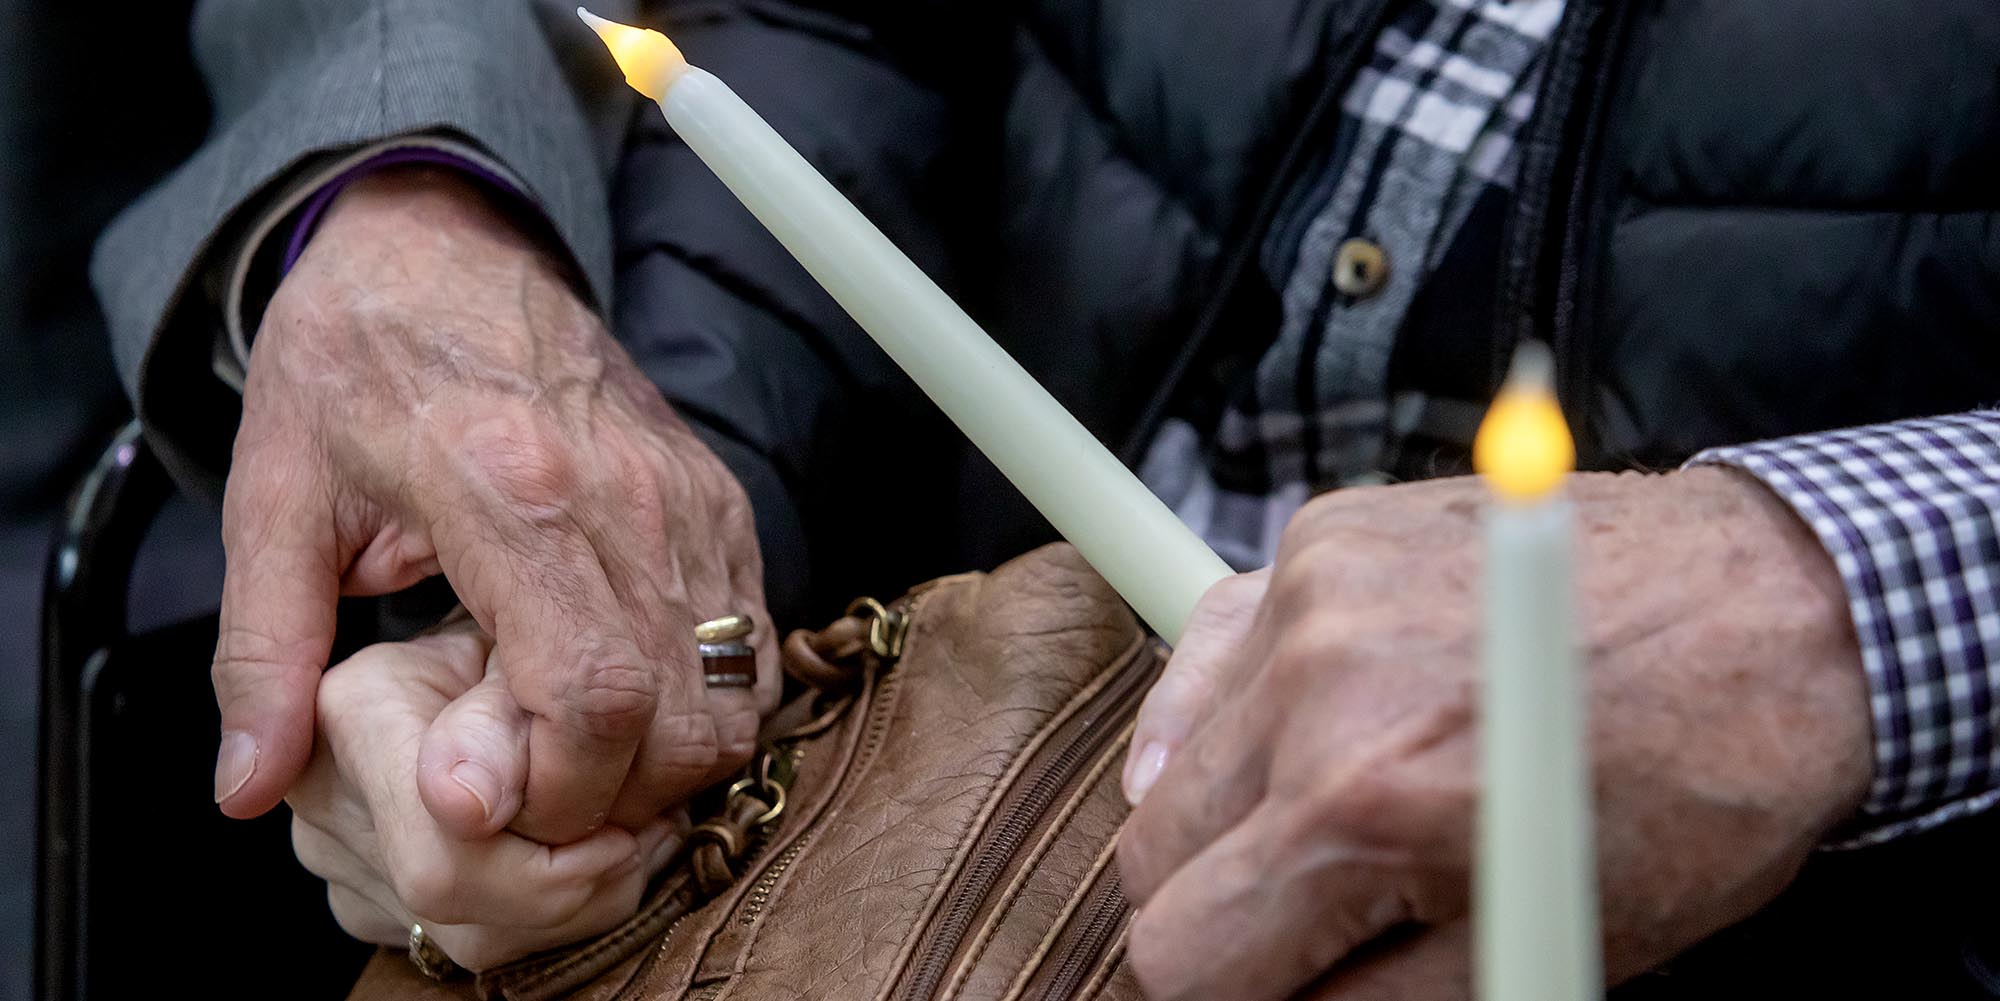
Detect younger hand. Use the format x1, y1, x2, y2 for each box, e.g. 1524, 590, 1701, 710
287, 620, 685, 972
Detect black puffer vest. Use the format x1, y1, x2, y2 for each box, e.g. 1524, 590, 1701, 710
986, 0, 2000, 567
1523, 1, 2000, 468
622, 0, 1999, 598
1095, 0, 2000, 471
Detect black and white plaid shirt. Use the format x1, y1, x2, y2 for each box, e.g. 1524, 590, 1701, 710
1142, 0, 1564, 568
1139, 0, 2000, 843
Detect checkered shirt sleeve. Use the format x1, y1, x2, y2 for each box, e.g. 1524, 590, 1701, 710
1693, 411, 2000, 846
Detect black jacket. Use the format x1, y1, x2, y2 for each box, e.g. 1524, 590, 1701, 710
615, 0, 2000, 619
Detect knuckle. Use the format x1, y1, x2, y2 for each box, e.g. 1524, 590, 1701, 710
1205, 571, 1262, 606
646, 710, 723, 775
1262, 630, 1326, 686
605, 442, 664, 517
1267, 553, 1321, 611
460, 412, 578, 519
713, 467, 758, 541
313, 642, 396, 716
1274, 505, 1326, 564
524, 878, 597, 930
1159, 651, 1220, 700
1137, 672, 1211, 742
1301, 768, 1407, 843
290, 820, 332, 878
389, 852, 462, 922
1274, 504, 1366, 571
213, 622, 312, 680
553, 653, 658, 741
692, 445, 752, 515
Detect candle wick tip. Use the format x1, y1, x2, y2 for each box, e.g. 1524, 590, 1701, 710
1504, 339, 1556, 394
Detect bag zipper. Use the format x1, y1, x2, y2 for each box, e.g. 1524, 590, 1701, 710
1032, 874, 1127, 1001
892, 642, 1160, 1001
736, 837, 802, 927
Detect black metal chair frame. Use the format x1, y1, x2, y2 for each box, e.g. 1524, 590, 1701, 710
35, 420, 174, 1001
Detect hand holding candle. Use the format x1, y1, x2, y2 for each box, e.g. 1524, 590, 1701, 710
1119, 392, 1869, 998
578, 9, 1229, 643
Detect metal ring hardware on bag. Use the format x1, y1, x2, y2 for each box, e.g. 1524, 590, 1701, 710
844, 597, 909, 659
725, 775, 787, 827
688, 744, 794, 879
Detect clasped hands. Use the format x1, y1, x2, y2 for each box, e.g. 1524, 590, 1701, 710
219, 166, 778, 968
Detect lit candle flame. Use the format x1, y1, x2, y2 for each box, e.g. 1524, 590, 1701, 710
577, 7, 686, 100
1473, 342, 1575, 502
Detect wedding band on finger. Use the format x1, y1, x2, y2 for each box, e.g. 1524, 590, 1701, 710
697, 614, 756, 688
408, 922, 458, 981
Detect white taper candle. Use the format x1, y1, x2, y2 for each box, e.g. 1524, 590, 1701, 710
1473, 342, 1600, 1001
579, 9, 1230, 643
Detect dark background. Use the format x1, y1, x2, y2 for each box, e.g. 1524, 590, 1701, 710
2, 4, 223, 999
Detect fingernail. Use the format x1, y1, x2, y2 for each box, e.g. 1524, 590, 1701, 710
214, 730, 259, 804
449, 760, 500, 824
1125, 741, 1169, 806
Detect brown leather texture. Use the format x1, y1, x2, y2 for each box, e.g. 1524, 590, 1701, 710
346, 543, 1158, 1001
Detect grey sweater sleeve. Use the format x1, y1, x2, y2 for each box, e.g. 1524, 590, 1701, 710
90, 0, 637, 494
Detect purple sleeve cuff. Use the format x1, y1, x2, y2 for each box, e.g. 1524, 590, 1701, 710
281, 147, 525, 273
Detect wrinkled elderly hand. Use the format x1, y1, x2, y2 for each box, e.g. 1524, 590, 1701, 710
215, 165, 777, 843
1117, 468, 1873, 1000
288, 619, 686, 972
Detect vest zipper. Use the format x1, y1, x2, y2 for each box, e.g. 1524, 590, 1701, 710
892, 644, 1160, 1001
1119, 1, 1404, 465
1544, 0, 1634, 464
1491, 0, 1632, 461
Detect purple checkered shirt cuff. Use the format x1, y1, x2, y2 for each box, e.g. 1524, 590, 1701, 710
1692, 411, 2000, 846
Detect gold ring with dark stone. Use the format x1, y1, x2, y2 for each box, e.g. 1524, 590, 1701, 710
697, 615, 756, 687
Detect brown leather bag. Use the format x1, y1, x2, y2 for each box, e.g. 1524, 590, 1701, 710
347, 543, 1159, 1001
